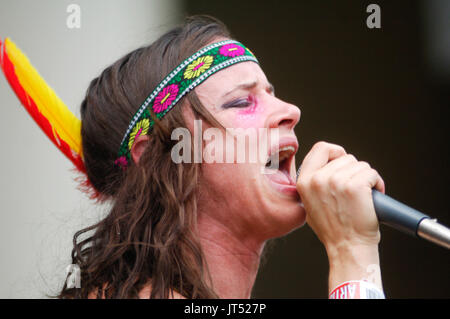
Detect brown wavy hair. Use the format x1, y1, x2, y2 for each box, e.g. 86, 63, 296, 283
58, 15, 230, 298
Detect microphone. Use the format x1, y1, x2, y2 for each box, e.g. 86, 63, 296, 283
371, 190, 450, 249
296, 166, 450, 249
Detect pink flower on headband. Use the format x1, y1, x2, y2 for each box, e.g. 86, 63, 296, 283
219, 44, 245, 57
153, 84, 179, 113
114, 156, 128, 170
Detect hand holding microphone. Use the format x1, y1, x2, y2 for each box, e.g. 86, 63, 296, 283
296, 142, 386, 293
296, 142, 384, 249
296, 142, 450, 249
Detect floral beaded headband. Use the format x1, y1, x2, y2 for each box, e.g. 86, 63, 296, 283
115, 40, 259, 169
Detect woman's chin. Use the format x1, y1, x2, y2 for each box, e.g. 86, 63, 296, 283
257, 173, 307, 237
260, 200, 307, 239
279, 204, 307, 235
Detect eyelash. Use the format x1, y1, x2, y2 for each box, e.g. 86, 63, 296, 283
222, 95, 254, 109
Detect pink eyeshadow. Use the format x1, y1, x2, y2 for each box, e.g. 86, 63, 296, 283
235, 97, 263, 127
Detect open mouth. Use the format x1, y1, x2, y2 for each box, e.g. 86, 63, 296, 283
263, 144, 297, 188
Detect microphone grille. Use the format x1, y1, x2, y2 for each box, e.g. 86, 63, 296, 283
296, 165, 301, 182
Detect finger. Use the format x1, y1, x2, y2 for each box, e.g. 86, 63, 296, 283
349, 167, 385, 193
317, 154, 358, 177
324, 160, 372, 191
372, 170, 385, 194
299, 142, 346, 180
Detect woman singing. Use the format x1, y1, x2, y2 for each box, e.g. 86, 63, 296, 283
58, 15, 385, 299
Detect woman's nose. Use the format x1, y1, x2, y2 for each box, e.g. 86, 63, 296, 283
267, 97, 301, 131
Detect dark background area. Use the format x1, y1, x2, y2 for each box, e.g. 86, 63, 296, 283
184, 0, 450, 298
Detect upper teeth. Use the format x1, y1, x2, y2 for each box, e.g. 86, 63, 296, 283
266, 146, 295, 166
279, 146, 295, 153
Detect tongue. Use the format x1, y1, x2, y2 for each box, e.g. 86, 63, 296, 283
265, 169, 293, 185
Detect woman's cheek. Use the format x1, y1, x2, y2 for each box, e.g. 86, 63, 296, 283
233, 100, 265, 128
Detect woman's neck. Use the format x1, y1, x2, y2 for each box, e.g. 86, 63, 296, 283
197, 214, 265, 299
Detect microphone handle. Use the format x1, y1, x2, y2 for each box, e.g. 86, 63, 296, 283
372, 190, 450, 249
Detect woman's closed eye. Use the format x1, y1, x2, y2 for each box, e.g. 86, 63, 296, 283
221, 96, 254, 109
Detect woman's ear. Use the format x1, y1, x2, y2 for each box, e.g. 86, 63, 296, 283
131, 135, 150, 165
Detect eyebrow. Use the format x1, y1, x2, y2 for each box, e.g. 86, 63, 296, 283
221, 81, 275, 98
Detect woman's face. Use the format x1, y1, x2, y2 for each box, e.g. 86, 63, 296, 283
193, 61, 306, 241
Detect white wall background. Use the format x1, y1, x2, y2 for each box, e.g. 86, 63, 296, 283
0, 0, 183, 298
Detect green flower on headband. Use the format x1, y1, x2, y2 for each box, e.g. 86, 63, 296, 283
184, 55, 214, 79
128, 118, 150, 150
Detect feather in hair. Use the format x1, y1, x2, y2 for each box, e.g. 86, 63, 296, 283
1, 37, 99, 198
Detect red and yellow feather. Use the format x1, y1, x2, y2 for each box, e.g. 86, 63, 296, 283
0, 38, 99, 198
1, 37, 84, 171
